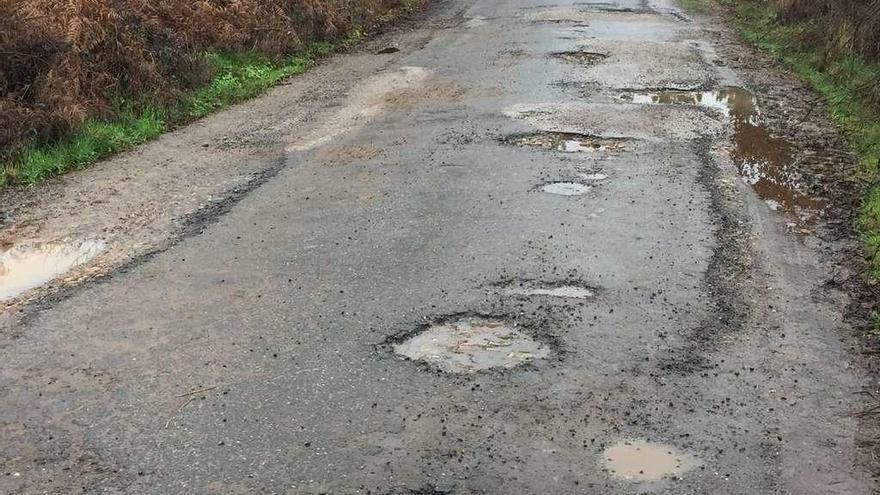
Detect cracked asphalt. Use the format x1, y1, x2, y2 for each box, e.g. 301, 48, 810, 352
1, 0, 875, 493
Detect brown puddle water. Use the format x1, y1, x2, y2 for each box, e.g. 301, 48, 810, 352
393, 317, 550, 373
622, 87, 826, 224
0, 239, 106, 301
602, 439, 701, 482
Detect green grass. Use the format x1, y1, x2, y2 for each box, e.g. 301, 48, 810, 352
713, 0, 880, 275
677, 0, 708, 12
4, 42, 335, 186
15, 107, 167, 184
0, 0, 424, 187
1, 0, 426, 186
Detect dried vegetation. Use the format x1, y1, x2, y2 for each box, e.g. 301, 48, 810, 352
0, 0, 415, 168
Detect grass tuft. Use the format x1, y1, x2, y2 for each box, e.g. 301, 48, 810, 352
678, 0, 708, 12
6, 44, 333, 185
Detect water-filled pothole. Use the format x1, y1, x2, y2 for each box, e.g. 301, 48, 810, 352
392, 317, 550, 373
507, 132, 625, 153
602, 439, 701, 482
553, 51, 608, 66
621, 87, 826, 224
541, 182, 591, 196
0, 239, 106, 301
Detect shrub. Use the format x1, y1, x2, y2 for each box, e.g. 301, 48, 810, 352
0, 0, 412, 164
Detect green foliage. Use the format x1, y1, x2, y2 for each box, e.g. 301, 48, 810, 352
677, 0, 708, 12
15, 108, 166, 184
185, 51, 313, 118
7, 45, 327, 184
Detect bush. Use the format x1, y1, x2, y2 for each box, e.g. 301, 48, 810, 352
771, 0, 880, 109
0, 0, 412, 163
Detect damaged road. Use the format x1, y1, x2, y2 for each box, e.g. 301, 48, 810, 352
0, 0, 875, 494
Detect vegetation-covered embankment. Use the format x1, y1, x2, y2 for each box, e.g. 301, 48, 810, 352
0, 0, 421, 184
704, 1, 880, 278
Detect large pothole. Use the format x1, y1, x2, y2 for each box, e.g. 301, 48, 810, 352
0, 238, 106, 301
602, 439, 701, 482
553, 51, 608, 66
506, 132, 626, 153
392, 316, 550, 373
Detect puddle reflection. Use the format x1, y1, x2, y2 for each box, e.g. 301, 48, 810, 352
0, 239, 106, 301
623, 87, 826, 224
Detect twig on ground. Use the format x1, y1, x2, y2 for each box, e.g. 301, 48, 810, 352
164, 396, 196, 429
176, 386, 216, 398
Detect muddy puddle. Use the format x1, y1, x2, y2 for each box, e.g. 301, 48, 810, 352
507, 132, 625, 153
393, 317, 550, 373
541, 182, 591, 196
602, 439, 701, 482
0, 239, 106, 301
553, 51, 608, 66
621, 87, 826, 224
502, 284, 595, 299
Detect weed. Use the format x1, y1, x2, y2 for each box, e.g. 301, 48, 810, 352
8, 46, 325, 184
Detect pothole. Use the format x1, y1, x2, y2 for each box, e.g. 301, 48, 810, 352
377, 46, 400, 54
541, 182, 591, 196
579, 172, 608, 182
0, 239, 106, 301
602, 439, 701, 482
502, 284, 595, 299
392, 317, 550, 373
621, 87, 826, 224
506, 132, 625, 153
531, 8, 593, 25
553, 51, 608, 66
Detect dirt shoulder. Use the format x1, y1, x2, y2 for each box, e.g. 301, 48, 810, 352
0, 4, 462, 321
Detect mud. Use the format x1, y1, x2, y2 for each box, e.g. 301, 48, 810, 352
624, 87, 827, 223
0, 239, 106, 301
602, 439, 701, 482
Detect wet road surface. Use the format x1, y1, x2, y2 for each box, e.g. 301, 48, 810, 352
1, 0, 873, 493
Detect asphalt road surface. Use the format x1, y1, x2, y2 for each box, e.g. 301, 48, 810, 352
1, 0, 874, 493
